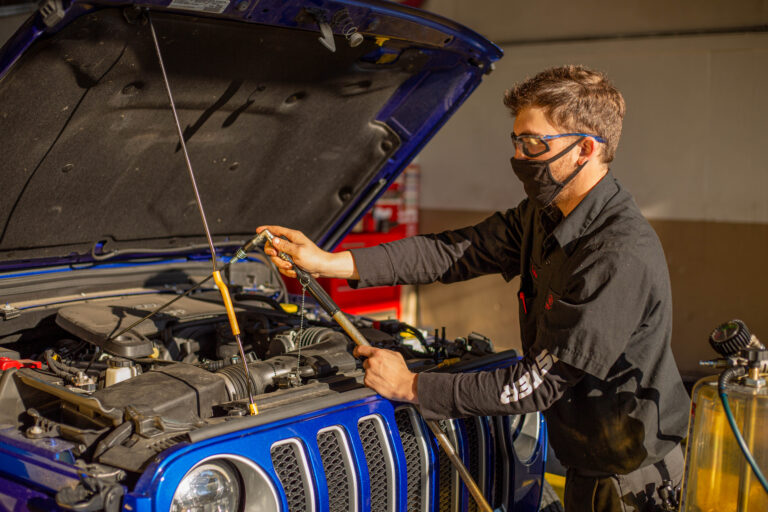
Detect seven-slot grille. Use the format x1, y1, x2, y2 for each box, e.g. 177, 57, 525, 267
269, 410, 528, 512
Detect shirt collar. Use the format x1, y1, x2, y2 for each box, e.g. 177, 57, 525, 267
551, 172, 620, 251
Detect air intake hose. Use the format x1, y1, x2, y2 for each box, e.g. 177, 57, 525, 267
216, 334, 355, 400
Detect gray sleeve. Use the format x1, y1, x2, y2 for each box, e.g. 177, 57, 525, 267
348, 209, 525, 288
416, 345, 584, 420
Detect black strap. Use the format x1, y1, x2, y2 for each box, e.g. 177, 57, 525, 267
653, 458, 671, 481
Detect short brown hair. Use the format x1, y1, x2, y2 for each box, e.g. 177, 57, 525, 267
504, 65, 626, 163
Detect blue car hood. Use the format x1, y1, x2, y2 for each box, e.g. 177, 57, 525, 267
0, 0, 501, 269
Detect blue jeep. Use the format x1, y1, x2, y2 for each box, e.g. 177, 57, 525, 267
0, 1, 547, 510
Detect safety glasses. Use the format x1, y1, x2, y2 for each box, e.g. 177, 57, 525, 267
510, 132, 606, 158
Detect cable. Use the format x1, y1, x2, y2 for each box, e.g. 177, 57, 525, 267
44, 350, 80, 379
718, 366, 768, 495
262, 250, 288, 301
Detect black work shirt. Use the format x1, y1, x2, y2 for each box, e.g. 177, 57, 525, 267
349, 173, 690, 475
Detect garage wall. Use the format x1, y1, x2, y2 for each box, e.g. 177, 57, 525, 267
419, 33, 768, 223
414, 1, 768, 379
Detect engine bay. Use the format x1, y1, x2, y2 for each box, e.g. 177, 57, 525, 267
0, 281, 495, 474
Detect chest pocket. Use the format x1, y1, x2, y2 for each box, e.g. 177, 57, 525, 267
528, 249, 568, 315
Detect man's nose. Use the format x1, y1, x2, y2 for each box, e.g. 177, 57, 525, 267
513, 143, 525, 159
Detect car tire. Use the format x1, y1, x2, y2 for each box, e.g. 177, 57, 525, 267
540, 478, 564, 512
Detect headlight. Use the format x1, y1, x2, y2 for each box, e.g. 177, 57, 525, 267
171, 461, 241, 512
510, 412, 540, 463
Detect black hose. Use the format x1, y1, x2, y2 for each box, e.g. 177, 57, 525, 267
717, 365, 746, 391
93, 421, 134, 459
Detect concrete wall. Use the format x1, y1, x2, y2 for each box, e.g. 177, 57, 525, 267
414, 0, 768, 379
427, 0, 768, 44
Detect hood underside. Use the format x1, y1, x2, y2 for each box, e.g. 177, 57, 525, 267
0, 1, 501, 266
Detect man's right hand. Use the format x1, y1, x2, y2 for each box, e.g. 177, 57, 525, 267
256, 225, 359, 280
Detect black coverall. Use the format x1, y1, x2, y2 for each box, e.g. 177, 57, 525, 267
349, 173, 691, 511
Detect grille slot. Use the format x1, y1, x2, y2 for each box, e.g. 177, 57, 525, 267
462, 417, 488, 512
358, 416, 394, 512
464, 418, 481, 483
490, 417, 507, 510
395, 407, 430, 512
271, 440, 313, 512
437, 420, 460, 512
317, 427, 356, 512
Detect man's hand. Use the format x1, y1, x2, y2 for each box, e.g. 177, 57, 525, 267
354, 345, 419, 403
256, 225, 358, 280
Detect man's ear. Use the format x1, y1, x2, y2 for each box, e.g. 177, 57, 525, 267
577, 138, 595, 164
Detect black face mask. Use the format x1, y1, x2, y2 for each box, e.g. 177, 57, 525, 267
510, 137, 587, 209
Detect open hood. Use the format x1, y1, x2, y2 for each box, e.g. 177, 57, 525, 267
0, 0, 501, 269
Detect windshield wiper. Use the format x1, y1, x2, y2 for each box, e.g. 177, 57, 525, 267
90, 240, 243, 261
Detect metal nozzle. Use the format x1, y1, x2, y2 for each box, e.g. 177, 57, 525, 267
234, 232, 269, 261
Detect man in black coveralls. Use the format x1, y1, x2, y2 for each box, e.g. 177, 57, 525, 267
259, 65, 690, 511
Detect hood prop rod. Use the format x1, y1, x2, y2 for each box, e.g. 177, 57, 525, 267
147, 11, 258, 416
262, 229, 493, 512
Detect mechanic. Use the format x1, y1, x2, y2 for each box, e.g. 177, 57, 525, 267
258, 65, 690, 512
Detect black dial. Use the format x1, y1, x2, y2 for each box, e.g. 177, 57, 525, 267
709, 319, 752, 356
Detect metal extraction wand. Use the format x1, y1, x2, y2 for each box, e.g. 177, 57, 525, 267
148, 12, 258, 415
260, 229, 493, 512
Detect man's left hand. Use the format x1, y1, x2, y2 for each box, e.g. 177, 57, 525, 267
354, 345, 419, 403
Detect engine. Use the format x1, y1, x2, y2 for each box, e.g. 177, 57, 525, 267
0, 290, 494, 473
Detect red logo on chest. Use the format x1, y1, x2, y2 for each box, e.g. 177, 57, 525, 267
544, 293, 554, 310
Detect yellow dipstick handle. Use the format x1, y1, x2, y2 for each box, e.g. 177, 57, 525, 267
212, 270, 240, 336
213, 270, 258, 416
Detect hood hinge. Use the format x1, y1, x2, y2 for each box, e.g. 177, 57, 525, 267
1, 304, 20, 321
38, 0, 65, 28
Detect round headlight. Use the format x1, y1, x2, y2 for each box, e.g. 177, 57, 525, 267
171, 461, 241, 512
510, 412, 540, 463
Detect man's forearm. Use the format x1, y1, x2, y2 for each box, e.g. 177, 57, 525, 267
321, 250, 359, 280
417, 350, 584, 420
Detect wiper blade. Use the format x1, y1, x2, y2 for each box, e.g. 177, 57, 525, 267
90, 240, 243, 261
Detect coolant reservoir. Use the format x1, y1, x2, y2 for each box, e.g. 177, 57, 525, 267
104, 358, 138, 387
681, 375, 768, 511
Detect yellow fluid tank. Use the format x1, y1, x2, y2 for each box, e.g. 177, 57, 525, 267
681, 375, 768, 511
